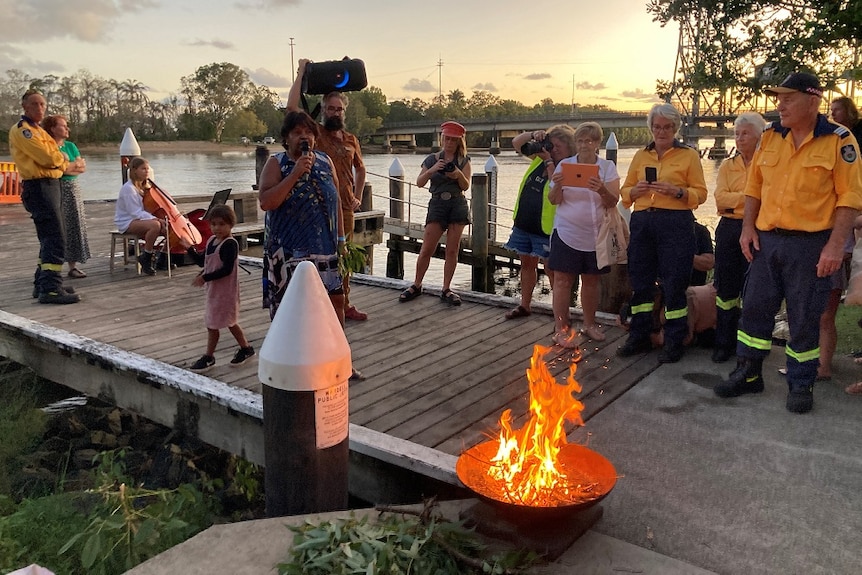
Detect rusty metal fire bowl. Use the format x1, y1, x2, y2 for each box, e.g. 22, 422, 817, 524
457, 440, 617, 516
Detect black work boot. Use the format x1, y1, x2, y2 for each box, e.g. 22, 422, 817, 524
714, 357, 764, 398
139, 251, 157, 276
617, 335, 652, 357
786, 386, 814, 414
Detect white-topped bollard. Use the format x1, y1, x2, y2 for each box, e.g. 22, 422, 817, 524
387, 158, 406, 279
485, 155, 499, 241
259, 260, 352, 517
119, 128, 141, 184
605, 131, 619, 166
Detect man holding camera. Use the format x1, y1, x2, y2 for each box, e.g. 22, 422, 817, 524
287, 58, 368, 323
500, 128, 568, 320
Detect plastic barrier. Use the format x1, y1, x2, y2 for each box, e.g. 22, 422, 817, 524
0, 162, 22, 204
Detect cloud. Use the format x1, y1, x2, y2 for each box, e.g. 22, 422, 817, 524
524, 73, 551, 81
0, 0, 157, 44
246, 67, 291, 88
576, 81, 606, 91
620, 88, 660, 101
471, 82, 497, 92
186, 39, 235, 50
234, 0, 301, 9
403, 78, 436, 92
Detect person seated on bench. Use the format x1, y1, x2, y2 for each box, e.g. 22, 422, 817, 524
114, 157, 165, 276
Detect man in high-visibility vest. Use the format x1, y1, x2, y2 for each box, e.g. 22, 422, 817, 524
9, 89, 79, 304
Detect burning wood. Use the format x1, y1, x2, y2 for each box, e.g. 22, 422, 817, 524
457, 345, 615, 509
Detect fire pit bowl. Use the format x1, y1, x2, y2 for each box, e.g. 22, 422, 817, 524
456, 440, 617, 519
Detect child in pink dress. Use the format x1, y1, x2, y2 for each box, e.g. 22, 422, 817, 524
187, 204, 254, 371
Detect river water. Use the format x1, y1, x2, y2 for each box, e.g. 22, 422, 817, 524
2, 145, 725, 297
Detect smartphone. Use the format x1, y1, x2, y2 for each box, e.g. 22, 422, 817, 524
645, 166, 657, 183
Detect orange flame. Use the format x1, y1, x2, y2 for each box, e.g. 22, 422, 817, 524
488, 344, 584, 505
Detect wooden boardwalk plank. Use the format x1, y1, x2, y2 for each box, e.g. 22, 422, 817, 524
0, 202, 660, 459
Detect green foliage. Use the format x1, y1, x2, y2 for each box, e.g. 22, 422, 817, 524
0, 370, 47, 498
223, 110, 267, 142
229, 456, 261, 504
54, 449, 215, 575
647, 0, 862, 111
339, 241, 367, 276
180, 62, 253, 142
277, 507, 537, 575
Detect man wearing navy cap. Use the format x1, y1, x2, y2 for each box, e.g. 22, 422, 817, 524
715, 72, 862, 413
9, 89, 78, 304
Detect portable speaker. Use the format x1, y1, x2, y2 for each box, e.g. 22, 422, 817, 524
303, 59, 367, 94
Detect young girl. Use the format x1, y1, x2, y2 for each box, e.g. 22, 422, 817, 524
187, 204, 254, 371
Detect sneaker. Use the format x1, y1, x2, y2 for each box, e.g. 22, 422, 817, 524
190, 355, 215, 372
230, 346, 256, 366
38, 291, 80, 305
344, 306, 368, 321
786, 388, 813, 414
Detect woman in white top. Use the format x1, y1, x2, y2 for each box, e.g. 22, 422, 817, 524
548, 122, 621, 347
114, 156, 166, 275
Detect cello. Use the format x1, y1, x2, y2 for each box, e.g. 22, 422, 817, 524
142, 179, 203, 255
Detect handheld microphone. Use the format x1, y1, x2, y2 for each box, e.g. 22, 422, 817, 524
298, 141, 310, 183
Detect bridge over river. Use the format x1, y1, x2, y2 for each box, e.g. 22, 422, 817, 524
376, 110, 756, 153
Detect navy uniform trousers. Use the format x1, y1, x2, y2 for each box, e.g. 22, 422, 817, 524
713, 217, 747, 351
627, 208, 696, 348
737, 230, 832, 391
21, 178, 66, 294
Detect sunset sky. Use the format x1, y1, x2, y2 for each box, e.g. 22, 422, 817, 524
1, 0, 680, 111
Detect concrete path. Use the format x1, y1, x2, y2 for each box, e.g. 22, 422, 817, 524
574, 345, 862, 575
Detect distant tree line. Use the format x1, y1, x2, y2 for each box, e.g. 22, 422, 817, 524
0, 62, 651, 149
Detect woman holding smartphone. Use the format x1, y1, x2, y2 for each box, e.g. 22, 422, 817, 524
617, 103, 708, 364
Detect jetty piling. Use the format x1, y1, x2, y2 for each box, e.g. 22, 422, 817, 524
386, 158, 406, 279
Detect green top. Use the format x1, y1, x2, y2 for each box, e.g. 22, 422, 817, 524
59, 140, 80, 181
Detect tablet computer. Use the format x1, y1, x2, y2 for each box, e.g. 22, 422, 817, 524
561, 163, 600, 187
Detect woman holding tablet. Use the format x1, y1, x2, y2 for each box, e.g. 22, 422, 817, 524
548, 121, 620, 347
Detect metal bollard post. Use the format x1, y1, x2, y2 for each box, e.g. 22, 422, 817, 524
258, 261, 352, 517
254, 145, 269, 190
387, 158, 405, 279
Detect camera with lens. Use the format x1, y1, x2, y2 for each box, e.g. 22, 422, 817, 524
441, 161, 457, 173
521, 139, 554, 156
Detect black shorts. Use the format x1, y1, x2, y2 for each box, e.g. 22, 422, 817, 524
426, 195, 470, 229
548, 230, 609, 275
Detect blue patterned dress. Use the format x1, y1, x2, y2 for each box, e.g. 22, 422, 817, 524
262, 150, 341, 318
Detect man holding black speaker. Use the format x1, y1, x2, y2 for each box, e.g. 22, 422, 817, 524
287, 58, 368, 324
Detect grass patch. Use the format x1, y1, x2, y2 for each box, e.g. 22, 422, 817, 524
836, 303, 862, 356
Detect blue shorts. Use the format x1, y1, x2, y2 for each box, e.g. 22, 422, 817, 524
503, 226, 550, 259
547, 230, 609, 275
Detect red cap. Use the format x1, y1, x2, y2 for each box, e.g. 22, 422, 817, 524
440, 121, 466, 138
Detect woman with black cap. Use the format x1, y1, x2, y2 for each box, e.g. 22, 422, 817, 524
399, 121, 472, 305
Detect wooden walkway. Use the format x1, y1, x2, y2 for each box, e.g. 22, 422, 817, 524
0, 201, 658, 462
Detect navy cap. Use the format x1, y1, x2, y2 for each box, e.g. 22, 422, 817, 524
764, 72, 823, 97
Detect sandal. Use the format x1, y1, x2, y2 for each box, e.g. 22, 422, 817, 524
67, 268, 87, 278
441, 288, 462, 306
505, 305, 531, 320
553, 329, 579, 349
581, 324, 606, 342
399, 284, 422, 302
845, 382, 862, 395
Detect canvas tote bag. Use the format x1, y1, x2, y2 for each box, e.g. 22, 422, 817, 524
595, 206, 629, 269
